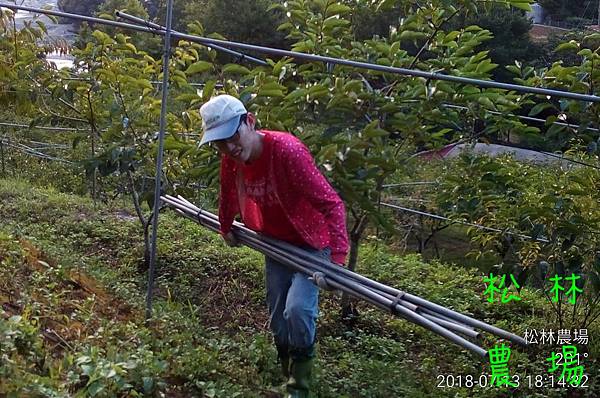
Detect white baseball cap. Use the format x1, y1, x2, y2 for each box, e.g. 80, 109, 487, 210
198, 94, 247, 146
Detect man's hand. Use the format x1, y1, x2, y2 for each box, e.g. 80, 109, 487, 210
310, 271, 334, 291
223, 231, 240, 247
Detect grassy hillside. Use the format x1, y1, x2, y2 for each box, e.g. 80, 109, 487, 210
0, 178, 598, 397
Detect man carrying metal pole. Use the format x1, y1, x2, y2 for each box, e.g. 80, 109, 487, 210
198, 94, 349, 398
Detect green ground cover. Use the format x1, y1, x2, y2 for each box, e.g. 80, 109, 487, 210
0, 177, 598, 397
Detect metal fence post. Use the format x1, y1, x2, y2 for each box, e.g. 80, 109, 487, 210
145, 0, 175, 321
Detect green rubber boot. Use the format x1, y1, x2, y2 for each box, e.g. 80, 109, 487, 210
286, 346, 315, 398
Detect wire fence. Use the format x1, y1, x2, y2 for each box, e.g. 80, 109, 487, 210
1, 139, 74, 164
380, 202, 550, 243
0, 121, 90, 132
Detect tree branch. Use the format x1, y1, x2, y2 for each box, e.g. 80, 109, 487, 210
127, 170, 147, 227
384, 5, 463, 97
115, 80, 140, 144
28, 74, 83, 115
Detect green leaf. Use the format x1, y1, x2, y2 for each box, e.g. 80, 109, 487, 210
400, 30, 428, 41
35, 20, 47, 34
318, 144, 337, 161
185, 61, 213, 75
92, 30, 111, 44
260, 82, 286, 92
267, 3, 282, 12
555, 42, 579, 52
443, 31, 460, 43
376, 0, 397, 12
475, 60, 498, 74
201, 80, 217, 102
176, 93, 200, 103
80, 364, 93, 375
529, 103, 554, 116
477, 97, 495, 109
509, 0, 532, 11
363, 121, 388, 139
325, 4, 351, 17
284, 89, 306, 102
87, 380, 104, 396
143, 377, 154, 394
257, 89, 284, 97
223, 64, 251, 75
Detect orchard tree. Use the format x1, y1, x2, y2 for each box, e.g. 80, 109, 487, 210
509, 31, 600, 149
456, 6, 542, 82
44, 28, 213, 269
538, 0, 599, 21
186, 0, 289, 49
58, 0, 103, 21
95, 0, 163, 56
435, 153, 600, 328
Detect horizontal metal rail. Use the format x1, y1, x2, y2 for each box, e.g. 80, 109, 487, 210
2, 2, 600, 102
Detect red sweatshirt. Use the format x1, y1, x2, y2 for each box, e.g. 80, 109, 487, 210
218, 130, 349, 265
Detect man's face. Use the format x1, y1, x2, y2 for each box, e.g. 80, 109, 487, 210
213, 114, 253, 163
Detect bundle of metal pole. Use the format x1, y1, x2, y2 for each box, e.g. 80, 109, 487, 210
1, 2, 599, 102
162, 195, 529, 357
161, 195, 487, 356
194, 201, 527, 346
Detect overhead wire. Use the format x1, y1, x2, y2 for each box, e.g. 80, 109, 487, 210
441, 103, 600, 133
380, 202, 550, 243
6, 6, 600, 172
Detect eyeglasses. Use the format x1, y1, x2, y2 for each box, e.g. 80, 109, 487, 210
212, 113, 247, 153
229, 114, 247, 142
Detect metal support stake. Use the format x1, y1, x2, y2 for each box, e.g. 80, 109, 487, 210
145, 0, 175, 321
1, 134, 5, 176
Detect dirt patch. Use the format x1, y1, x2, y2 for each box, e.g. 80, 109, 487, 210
114, 209, 138, 221
73, 211, 91, 221
188, 267, 269, 334
0, 238, 139, 353
529, 24, 569, 43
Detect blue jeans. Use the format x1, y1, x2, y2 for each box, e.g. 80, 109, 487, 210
265, 247, 331, 349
